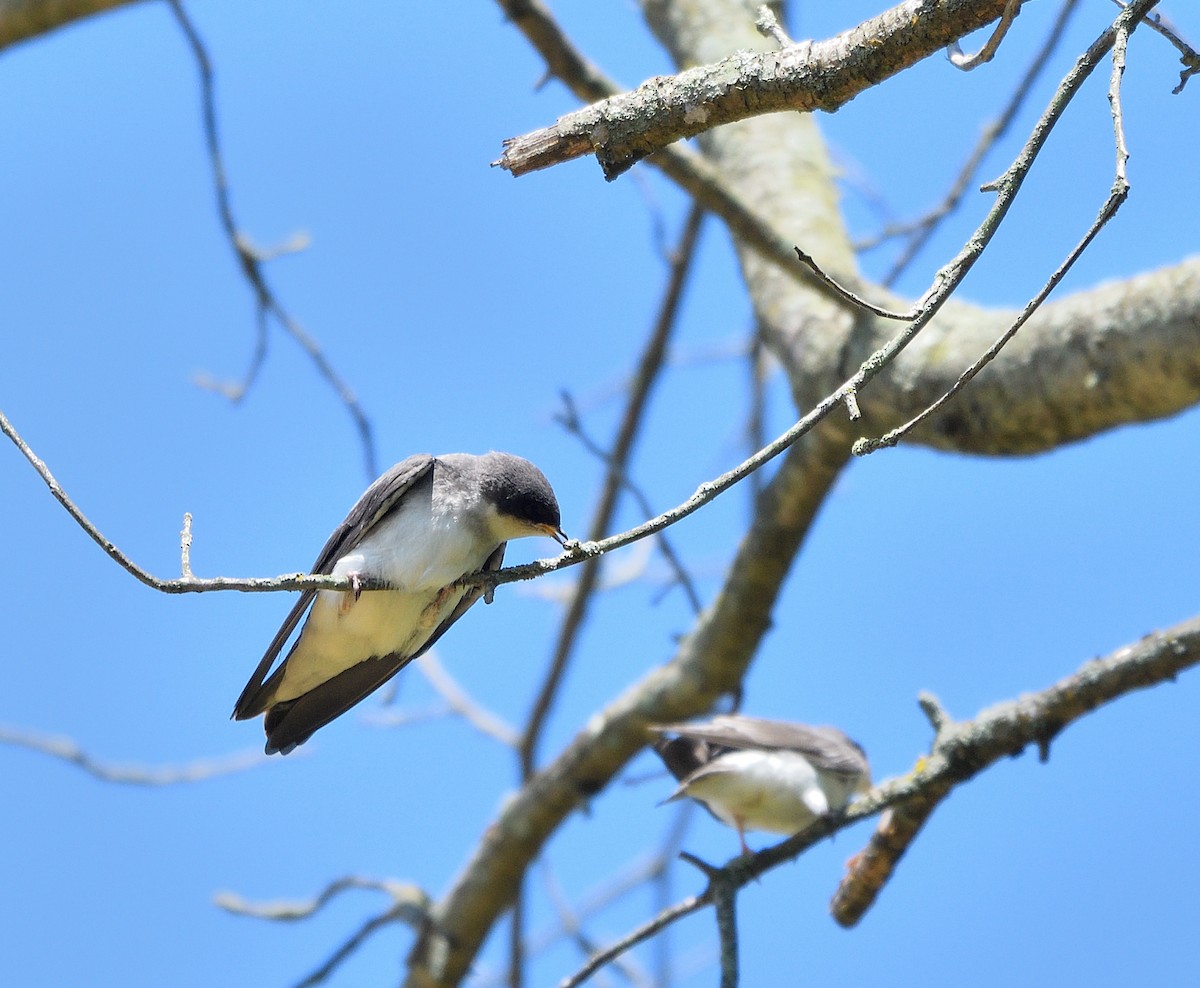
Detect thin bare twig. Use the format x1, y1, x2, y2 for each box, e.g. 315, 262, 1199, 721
470, 807, 692, 988
679, 852, 738, 988
511, 203, 706, 988
0, 725, 267, 785
754, 6, 791, 48
180, 512, 194, 579
558, 892, 709, 988
166, 0, 377, 480
216, 876, 426, 922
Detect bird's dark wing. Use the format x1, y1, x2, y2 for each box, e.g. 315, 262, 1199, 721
307, 454, 437, 576
651, 717, 868, 778
259, 542, 508, 754
231, 454, 436, 721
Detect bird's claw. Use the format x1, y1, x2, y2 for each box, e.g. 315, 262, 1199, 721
339, 572, 364, 614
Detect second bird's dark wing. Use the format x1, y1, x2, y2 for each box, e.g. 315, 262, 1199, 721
651, 716, 868, 779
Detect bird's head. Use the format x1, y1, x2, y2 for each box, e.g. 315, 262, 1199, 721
479, 452, 567, 544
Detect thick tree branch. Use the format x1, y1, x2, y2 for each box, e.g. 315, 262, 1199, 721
494, 0, 871, 315
498, 0, 1029, 179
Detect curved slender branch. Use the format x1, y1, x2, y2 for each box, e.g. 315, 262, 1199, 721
856, 39, 1134, 455
0, 725, 267, 784
167, 0, 378, 480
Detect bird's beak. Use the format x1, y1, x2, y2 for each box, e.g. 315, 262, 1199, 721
542, 525, 569, 545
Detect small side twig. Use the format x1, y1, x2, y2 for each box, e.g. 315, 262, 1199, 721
793, 248, 913, 319
680, 852, 738, 988
754, 6, 792, 48
180, 512, 194, 579
1112, 0, 1199, 93
947, 0, 1023, 69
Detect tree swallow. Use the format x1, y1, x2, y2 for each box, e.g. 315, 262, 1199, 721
651, 716, 871, 853
233, 452, 566, 754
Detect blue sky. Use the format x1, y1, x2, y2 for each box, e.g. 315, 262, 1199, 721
1, 2, 1197, 986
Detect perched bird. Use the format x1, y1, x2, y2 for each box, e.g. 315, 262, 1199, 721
650, 715, 870, 854
233, 452, 566, 754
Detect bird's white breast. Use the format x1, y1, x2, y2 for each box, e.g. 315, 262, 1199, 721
334, 492, 494, 592
268, 493, 498, 702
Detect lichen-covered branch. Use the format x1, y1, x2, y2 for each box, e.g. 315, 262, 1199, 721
498, 0, 1028, 179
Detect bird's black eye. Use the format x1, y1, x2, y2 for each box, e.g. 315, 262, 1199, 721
496, 485, 561, 530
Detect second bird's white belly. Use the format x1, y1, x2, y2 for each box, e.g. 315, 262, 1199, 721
688, 750, 828, 835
